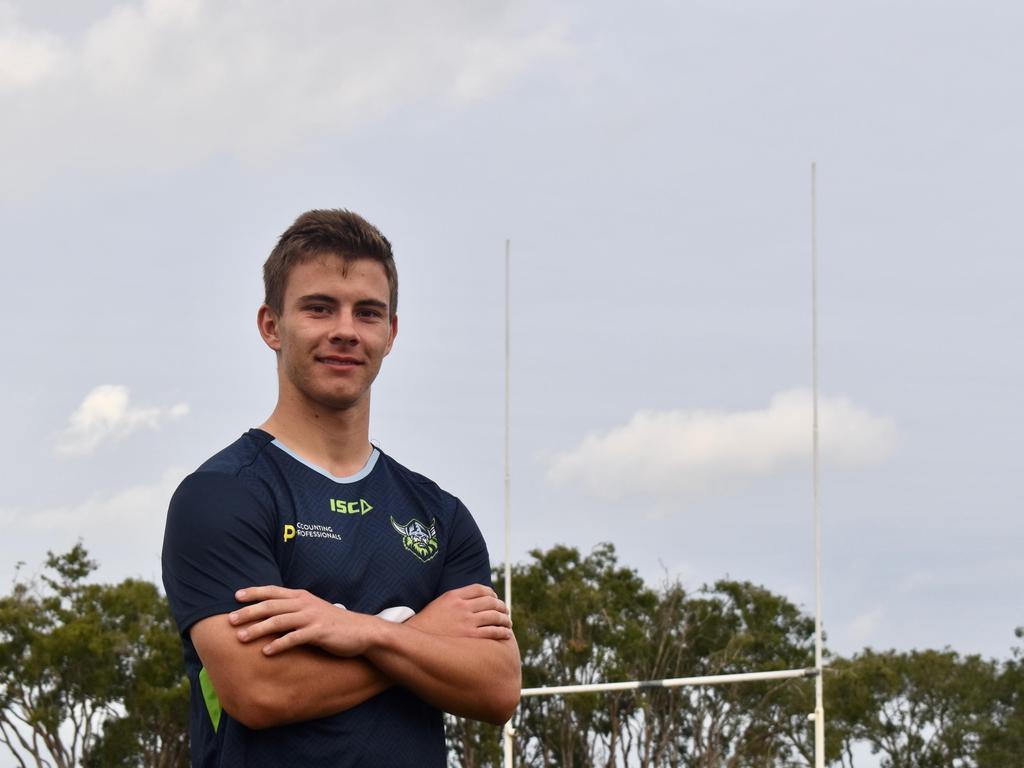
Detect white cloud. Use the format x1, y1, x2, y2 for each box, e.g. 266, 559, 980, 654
0, 0, 572, 194
55, 384, 189, 456
0, 466, 186, 583
0, 17, 67, 88
547, 389, 897, 502
450, 24, 569, 104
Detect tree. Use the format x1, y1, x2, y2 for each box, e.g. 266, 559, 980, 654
82, 578, 189, 768
831, 648, 998, 768
976, 628, 1024, 767
506, 542, 658, 767
5, 543, 1017, 768
0, 545, 188, 768
446, 545, 825, 768
444, 543, 659, 767
444, 543, 1024, 768
660, 579, 818, 767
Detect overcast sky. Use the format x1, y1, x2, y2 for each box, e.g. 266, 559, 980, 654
2, 0, 1021, 680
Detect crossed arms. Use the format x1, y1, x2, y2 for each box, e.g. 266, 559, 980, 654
190, 584, 521, 730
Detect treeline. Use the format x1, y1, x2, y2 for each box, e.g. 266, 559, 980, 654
0, 546, 188, 768
448, 544, 1023, 766
1, 545, 1020, 767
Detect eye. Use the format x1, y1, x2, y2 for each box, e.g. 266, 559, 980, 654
356, 308, 385, 320
307, 305, 330, 315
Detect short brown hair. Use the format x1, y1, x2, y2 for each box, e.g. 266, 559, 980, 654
263, 209, 398, 316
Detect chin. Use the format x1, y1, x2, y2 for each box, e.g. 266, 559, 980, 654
287, 371, 372, 412
311, 390, 367, 411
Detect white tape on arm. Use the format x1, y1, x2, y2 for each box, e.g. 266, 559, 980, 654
333, 603, 415, 623
375, 606, 415, 623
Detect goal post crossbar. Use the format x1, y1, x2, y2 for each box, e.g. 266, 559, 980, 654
520, 666, 818, 697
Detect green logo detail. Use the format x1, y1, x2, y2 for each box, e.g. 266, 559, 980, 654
390, 516, 439, 563
330, 498, 373, 515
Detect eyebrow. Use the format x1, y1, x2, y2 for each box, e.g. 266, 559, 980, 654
295, 294, 389, 310
354, 298, 389, 310
296, 294, 338, 306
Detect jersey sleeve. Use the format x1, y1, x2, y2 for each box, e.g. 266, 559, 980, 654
436, 499, 494, 593
161, 471, 282, 636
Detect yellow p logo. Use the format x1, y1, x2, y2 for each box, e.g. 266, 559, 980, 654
283, 524, 296, 542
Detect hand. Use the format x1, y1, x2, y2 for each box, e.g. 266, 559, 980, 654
408, 584, 513, 640
230, 585, 382, 657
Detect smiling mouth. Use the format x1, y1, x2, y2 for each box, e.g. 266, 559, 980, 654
317, 356, 363, 367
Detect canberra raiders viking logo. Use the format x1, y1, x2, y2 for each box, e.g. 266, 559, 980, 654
390, 516, 440, 562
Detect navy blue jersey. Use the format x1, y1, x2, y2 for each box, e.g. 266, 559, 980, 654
161, 429, 493, 768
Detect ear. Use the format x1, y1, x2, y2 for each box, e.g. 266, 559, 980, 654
384, 313, 398, 357
257, 304, 282, 352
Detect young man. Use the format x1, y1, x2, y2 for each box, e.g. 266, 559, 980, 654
162, 210, 521, 767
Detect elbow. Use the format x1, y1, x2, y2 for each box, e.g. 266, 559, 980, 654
484, 687, 521, 726
219, 679, 294, 731
451, 648, 521, 725
228, 705, 276, 731
481, 657, 522, 725
230, 701, 281, 731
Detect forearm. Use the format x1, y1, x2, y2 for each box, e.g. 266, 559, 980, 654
365, 622, 521, 724
240, 645, 392, 728
225, 583, 522, 724
193, 616, 392, 729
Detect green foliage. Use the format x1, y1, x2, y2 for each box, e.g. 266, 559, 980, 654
448, 544, 823, 767
0, 544, 188, 768
828, 648, 999, 768
446, 543, 1020, 768
509, 543, 658, 767
4, 543, 1018, 768
975, 628, 1024, 767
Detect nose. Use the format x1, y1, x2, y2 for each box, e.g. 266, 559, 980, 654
328, 309, 358, 346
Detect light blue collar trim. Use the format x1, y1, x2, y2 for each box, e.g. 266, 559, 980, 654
271, 440, 380, 484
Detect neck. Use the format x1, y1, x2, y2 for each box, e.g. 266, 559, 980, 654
260, 387, 373, 478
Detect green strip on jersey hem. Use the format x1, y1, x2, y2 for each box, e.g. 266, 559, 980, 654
199, 667, 222, 733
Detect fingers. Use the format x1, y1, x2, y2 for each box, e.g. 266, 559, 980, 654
474, 625, 514, 641
260, 629, 307, 656
235, 610, 304, 643
229, 597, 301, 626
473, 609, 512, 629
465, 596, 508, 616
229, 587, 328, 629
446, 583, 498, 600
239, 622, 313, 655
235, 585, 302, 603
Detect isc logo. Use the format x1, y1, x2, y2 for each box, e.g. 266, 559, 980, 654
330, 498, 373, 515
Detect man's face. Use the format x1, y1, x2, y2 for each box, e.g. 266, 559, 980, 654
260, 255, 397, 413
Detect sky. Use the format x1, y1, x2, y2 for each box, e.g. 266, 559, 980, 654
1, 0, 1021, 682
